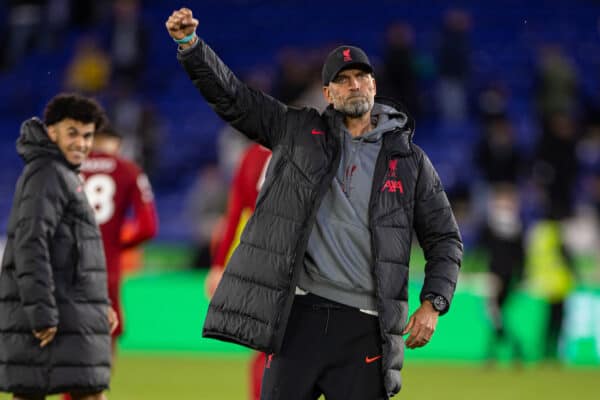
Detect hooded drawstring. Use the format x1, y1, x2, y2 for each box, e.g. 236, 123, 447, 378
342, 133, 365, 196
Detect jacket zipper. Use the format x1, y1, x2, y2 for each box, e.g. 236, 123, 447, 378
367, 131, 413, 380
69, 221, 81, 284
367, 142, 391, 373
271, 125, 342, 352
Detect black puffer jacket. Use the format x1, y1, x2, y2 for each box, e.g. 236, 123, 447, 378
180, 40, 462, 397
0, 118, 111, 395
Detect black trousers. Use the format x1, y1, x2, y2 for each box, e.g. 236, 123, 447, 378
260, 293, 388, 400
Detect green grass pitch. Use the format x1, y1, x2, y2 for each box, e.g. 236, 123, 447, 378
2, 354, 597, 399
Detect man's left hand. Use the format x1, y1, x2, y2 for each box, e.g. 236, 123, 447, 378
402, 300, 439, 349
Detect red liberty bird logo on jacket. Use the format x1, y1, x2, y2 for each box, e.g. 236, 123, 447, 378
381, 159, 404, 193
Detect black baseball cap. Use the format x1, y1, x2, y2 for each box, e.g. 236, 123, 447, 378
321, 45, 374, 86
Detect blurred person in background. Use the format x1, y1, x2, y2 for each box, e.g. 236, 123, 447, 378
480, 184, 525, 365
206, 143, 272, 400
107, 82, 163, 177
532, 111, 580, 220
273, 47, 315, 105
581, 112, 600, 257
436, 8, 472, 122
475, 115, 523, 185
2, 0, 44, 69
217, 124, 252, 182
577, 107, 600, 210
167, 8, 462, 399
446, 184, 478, 250
530, 111, 581, 362
571, 112, 600, 281
526, 217, 578, 362
0, 93, 117, 400
286, 47, 330, 112
476, 81, 509, 126
378, 22, 421, 118
80, 122, 158, 351
108, 0, 147, 88
64, 35, 112, 95
473, 112, 524, 226
185, 164, 229, 269
534, 44, 579, 121
42, 0, 70, 51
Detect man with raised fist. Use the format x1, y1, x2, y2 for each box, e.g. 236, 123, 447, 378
166, 8, 462, 399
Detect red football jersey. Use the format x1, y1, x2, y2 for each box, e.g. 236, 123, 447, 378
80, 151, 158, 335
212, 144, 272, 268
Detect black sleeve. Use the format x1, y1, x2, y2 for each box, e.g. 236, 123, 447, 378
413, 150, 463, 314
13, 165, 69, 330
177, 39, 288, 149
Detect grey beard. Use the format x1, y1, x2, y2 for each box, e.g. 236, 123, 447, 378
337, 97, 373, 118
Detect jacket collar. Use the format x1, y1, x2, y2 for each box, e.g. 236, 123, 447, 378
323, 96, 414, 156
16, 117, 80, 170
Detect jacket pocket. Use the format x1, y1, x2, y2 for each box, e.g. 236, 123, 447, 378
73, 223, 104, 274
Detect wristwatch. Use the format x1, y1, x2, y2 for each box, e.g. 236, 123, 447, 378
424, 293, 448, 313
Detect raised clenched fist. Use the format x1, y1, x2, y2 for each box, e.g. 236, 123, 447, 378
165, 7, 199, 41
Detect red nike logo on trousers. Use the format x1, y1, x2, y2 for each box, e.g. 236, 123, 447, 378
365, 355, 382, 364
311, 129, 324, 135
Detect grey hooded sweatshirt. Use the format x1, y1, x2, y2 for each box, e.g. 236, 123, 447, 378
298, 103, 409, 311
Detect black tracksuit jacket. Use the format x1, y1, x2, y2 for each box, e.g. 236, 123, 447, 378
179, 40, 463, 396
0, 119, 111, 394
